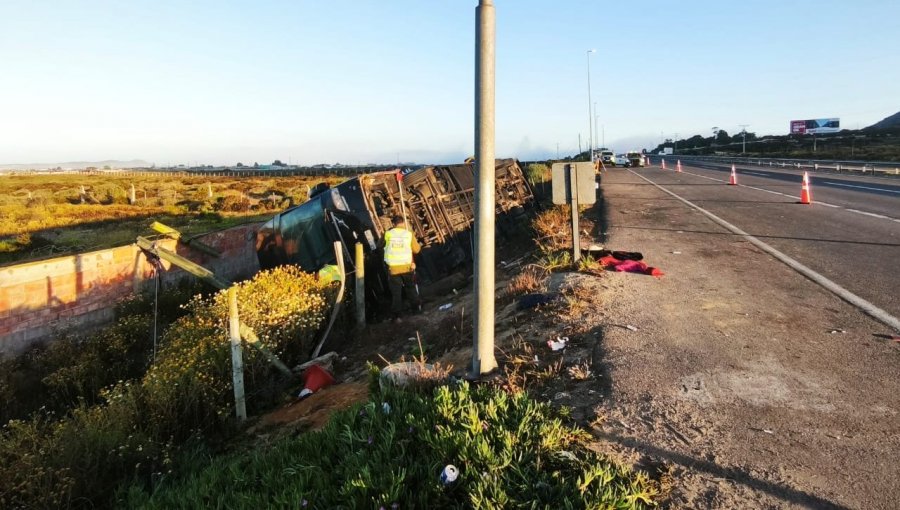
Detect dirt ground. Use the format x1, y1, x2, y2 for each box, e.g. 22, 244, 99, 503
253, 167, 898, 509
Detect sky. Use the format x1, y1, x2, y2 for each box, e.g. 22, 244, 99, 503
1, 0, 898, 166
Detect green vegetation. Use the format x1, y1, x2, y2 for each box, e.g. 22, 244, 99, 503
0, 267, 330, 509
122, 378, 656, 509
655, 126, 900, 161
0, 172, 344, 265
525, 162, 551, 184
0, 281, 204, 425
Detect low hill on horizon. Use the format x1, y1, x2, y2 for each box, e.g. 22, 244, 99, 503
866, 111, 900, 130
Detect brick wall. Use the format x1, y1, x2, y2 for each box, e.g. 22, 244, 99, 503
0, 223, 262, 356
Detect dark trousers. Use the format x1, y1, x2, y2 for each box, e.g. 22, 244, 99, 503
388, 272, 420, 316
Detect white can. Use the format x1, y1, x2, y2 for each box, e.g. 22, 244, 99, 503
440, 464, 459, 485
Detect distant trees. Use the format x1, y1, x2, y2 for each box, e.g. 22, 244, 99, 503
272, 160, 285, 167
236, 162, 244, 168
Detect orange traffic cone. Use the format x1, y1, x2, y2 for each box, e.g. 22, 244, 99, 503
729, 164, 737, 185
676, 160, 682, 173
799, 171, 812, 204
661, 159, 666, 170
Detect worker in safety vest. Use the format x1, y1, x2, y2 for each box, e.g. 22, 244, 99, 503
380, 215, 421, 322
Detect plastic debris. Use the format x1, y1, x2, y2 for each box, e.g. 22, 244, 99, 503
297, 365, 335, 399
672, 251, 682, 255
382, 402, 391, 414
440, 464, 459, 484
829, 329, 846, 334
554, 391, 571, 400
625, 325, 638, 332
547, 336, 568, 351
438, 303, 453, 311
533, 355, 539, 362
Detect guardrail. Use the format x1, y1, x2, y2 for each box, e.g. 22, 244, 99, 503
666, 155, 900, 178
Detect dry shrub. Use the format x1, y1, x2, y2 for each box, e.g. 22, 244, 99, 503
567, 359, 593, 380
532, 205, 572, 251
505, 266, 546, 297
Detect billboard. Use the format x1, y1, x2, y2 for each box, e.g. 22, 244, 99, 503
790, 118, 840, 135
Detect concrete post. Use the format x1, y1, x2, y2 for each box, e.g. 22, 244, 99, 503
228, 287, 247, 422
472, 0, 498, 375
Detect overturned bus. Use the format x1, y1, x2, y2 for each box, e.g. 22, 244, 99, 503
255, 159, 534, 314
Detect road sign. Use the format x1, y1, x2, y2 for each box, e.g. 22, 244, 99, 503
551, 162, 596, 205
550, 162, 597, 262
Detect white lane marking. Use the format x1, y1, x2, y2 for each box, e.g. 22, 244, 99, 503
846, 209, 900, 223
744, 171, 769, 176
681, 170, 724, 182
630, 169, 900, 332
676, 167, 900, 222
822, 181, 900, 194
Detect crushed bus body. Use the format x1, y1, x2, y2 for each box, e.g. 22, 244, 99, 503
255, 159, 534, 310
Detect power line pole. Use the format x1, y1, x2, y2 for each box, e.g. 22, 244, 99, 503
472, 0, 497, 376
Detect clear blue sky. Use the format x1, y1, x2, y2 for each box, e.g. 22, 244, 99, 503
1, 1, 898, 166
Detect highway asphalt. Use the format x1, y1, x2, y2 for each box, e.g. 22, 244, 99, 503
618, 159, 900, 323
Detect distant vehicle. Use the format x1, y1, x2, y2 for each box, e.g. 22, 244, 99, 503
614, 154, 630, 167
599, 150, 615, 165
626, 151, 645, 167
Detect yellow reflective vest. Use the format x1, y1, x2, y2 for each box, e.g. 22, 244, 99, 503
383, 228, 413, 267
317, 264, 342, 283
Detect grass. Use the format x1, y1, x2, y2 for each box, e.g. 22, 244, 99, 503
121, 379, 657, 509
0, 172, 345, 265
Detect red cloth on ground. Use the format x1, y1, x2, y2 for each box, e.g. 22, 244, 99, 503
599, 256, 664, 277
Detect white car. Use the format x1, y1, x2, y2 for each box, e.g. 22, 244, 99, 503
599, 150, 615, 165
614, 154, 630, 167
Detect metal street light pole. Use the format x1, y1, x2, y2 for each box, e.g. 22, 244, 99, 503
586, 49, 595, 161
738, 124, 749, 154
593, 101, 599, 149
472, 0, 497, 376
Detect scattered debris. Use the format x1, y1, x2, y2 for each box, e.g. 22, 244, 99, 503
547, 336, 568, 351
829, 329, 846, 334
382, 402, 391, 414
625, 324, 638, 332
440, 465, 459, 485
554, 391, 571, 400
438, 303, 453, 311
517, 293, 559, 310
672, 251, 682, 255
293, 351, 339, 374
298, 365, 335, 399
599, 255, 664, 277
